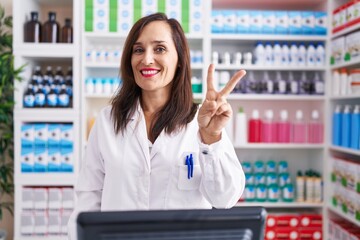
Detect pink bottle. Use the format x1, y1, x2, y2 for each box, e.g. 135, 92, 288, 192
308, 110, 324, 143
277, 110, 291, 143
262, 109, 277, 143
292, 110, 307, 143
248, 109, 262, 143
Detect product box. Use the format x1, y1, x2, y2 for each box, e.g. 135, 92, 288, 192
314, 12, 327, 35
299, 214, 322, 228
117, 1, 134, 35
20, 211, 34, 236
21, 147, 34, 172
33, 188, 48, 210
262, 11, 275, 34
141, 0, 157, 17
48, 188, 62, 211
60, 147, 74, 172
34, 148, 47, 172
346, 31, 360, 60
211, 10, 223, 33
61, 210, 72, 235
288, 11, 302, 34
34, 123, 47, 149
301, 11, 315, 35
276, 215, 300, 228
275, 228, 300, 240
189, 10, 203, 34
47, 147, 61, 172
347, 0, 360, 25
165, 0, 181, 22
48, 211, 61, 235
34, 211, 48, 236
62, 188, 74, 210
249, 10, 263, 33
93, 7, 109, 32
60, 124, 74, 149
21, 124, 34, 148
223, 10, 236, 33
299, 228, 322, 240
22, 188, 34, 210
236, 10, 250, 33
275, 11, 288, 34
93, 0, 108, 9
331, 37, 345, 65
47, 124, 61, 149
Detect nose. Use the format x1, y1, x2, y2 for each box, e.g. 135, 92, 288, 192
142, 50, 154, 65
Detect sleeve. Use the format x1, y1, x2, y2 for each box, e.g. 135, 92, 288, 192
197, 130, 245, 209
67, 113, 105, 240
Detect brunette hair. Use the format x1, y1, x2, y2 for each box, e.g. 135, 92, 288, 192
110, 12, 198, 141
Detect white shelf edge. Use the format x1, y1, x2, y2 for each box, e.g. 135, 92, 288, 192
236, 202, 323, 208
215, 64, 326, 71
15, 173, 76, 186
211, 34, 327, 41
327, 204, 360, 227
234, 143, 325, 149
332, 22, 360, 39
14, 44, 76, 58
331, 57, 360, 69
329, 145, 360, 156
227, 94, 325, 101
14, 109, 78, 121
85, 94, 115, 99
84, 62, 204, 70
330, 95, 360, 100
14, 236, 68, 240
84, 32, 203, 40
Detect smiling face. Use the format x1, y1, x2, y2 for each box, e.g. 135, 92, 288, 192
131, 20, 179, 96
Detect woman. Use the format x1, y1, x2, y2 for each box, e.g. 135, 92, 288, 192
68, 12, 246, 239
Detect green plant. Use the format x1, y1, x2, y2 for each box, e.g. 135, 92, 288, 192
0, 4, 23, 220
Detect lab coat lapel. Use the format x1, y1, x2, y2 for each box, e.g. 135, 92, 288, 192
129, 105, 151, 172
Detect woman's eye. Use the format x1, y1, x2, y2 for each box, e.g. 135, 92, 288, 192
133, 48, 143, 53
155, 47, 166, 53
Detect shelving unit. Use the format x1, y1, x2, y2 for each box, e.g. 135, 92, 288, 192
13, 0, 80, 239
325, 0, 360, 236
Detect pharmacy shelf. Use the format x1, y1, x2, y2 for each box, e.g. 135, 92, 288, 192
332, 22, 360, 39
211, 34, 327, 42
228, 94, 325, 101
14, 109, 78, 121
331, 57, 360, 70
330, 95, 360, 100
216, 64, 326, 71
236, 202, 323, 208
329, 145, 360, 157
15, 173, 76, 186
14, 237, 68, 240
85, 93, 203, 100
14, 44, 76, 58
234, 144, 324, 149
328, 205, 360, 227
212, 0, 328, 10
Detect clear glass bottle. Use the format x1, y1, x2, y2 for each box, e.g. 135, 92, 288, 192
61, 18, 73, 43
42, 12, 60, 43
24, 11, 42, 43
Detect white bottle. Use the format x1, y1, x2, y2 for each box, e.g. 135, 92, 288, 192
306, 43, 316, 66
313, 72, 324, 95
275, 71, 287, 94
289, 43, 298, 66
332, 70, 340, 96
254, 42, 265, 65
273, 42, 282, 66
212, 51, 219, 65
340, 68, 348, 95
281, 43, 290, 66
265, 42, 273, 65
263, 71, 274, 94
235, 107, 248, 146
298, 43, 306, 66
315, 43, 325, 66
288, 71, 299, 94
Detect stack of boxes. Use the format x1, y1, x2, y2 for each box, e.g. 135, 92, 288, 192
21, 123, 74, 173
85, 0, 203, 34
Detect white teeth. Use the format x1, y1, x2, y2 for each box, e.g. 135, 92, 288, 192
141, 70, 158, 75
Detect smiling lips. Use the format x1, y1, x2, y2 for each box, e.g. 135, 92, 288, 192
140, 68, 160, 78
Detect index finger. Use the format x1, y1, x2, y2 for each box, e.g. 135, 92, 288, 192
206, 64, 215, 92
219, 69, 246, 97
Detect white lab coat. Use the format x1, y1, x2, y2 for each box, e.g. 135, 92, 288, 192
68, 103, 245, 239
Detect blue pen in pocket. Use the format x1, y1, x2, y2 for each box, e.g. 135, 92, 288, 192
185, 155, 191, 179
189, 154, 194, 178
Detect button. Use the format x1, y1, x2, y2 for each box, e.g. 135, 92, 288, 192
202, 150, 208, 155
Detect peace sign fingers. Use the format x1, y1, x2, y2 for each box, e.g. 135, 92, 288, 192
219, 69, 246, 97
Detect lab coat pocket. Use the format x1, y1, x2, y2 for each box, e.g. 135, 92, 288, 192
178, 165, 201, 190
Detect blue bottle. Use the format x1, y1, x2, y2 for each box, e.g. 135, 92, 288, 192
332, 105, 342, 146
350, 105, 360, 149
23, 84, 35, 108
341, 105, 352, 148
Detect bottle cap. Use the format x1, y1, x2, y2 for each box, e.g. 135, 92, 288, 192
265, 110, 274, 120
280, 110, 288, 120
252, 109, 259, 119
296, 110, 303, 120
238, 107, 244, 113
311, 110, 319, 119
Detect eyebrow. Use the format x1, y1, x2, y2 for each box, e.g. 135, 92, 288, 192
133, 40, 167, 46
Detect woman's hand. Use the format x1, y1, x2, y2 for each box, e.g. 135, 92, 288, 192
198, 64, 246, 144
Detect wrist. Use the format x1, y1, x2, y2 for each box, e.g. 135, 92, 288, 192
199, 128, 221, 144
